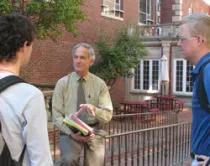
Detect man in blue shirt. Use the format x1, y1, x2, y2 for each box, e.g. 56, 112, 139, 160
178, 13, 210, 159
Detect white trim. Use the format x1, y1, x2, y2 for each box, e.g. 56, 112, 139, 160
101, 13, 124, 21
101, 0, 124, 20
131, 59, 161, 93
139, 0, 153, 24
172, 59, 193, 96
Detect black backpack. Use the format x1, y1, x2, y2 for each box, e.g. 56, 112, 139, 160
196, 59, 210, 112
0, 75, 26, 166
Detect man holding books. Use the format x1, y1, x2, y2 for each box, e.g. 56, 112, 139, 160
52, 43, 113, 166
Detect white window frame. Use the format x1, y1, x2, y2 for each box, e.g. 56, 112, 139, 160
139, 0, 153, 25
131, 59, 161, 93
101, 0, 124, 21
173, 59, 194, 96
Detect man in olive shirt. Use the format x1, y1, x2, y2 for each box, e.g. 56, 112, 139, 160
52, 43, 113, 166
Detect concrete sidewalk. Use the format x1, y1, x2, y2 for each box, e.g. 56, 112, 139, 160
178, 108, 192, 123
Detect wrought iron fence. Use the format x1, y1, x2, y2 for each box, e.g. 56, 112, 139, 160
104, 122, 192, 166
42, 91, 190, 166
105, 111, 178, 135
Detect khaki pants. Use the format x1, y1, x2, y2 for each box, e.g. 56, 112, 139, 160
60, 134, 105, 166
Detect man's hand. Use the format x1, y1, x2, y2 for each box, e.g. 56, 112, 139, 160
69, 132, 95, 142
197, 155, 210, 166
76, 104, 96, 116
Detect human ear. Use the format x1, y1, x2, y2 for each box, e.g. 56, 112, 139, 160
197, 35, 204, 44
90, 59, 95, 66
18, 42, 28, 53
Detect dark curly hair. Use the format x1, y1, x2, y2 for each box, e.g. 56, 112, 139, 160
0, 13, 35, 62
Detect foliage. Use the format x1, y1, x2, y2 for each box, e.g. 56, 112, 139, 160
90, 28, 147, 86
0, 0, 86, 40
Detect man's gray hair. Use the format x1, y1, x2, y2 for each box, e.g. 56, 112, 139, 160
181, 13, 210, 45
72, 43, 95, 61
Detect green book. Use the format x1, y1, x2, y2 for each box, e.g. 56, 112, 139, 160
63, 117, 89, 136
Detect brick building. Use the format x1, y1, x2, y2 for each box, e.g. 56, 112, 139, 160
125, 0, 210, 106
161, 0, 209, 23
23, 0, 210, 104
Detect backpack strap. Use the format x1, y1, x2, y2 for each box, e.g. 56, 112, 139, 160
0, 75, 26, 132
196, 59, 210, 112
0, 75, 26, 93
0, 75, 27, 163
18, 144, 26, 163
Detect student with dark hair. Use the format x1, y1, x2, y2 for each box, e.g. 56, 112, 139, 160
0, 13, 53, 165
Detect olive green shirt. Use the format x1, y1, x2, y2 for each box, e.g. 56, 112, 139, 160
52, 72, 113, 135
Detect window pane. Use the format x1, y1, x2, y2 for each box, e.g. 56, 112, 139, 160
186, 61, 193, 92
152, 61, 159, 90
147, 0, 151, 14
133, 59, 160, 92
176, 61, 183, 92
140, 12, 146, 24
102, 0, 115, 16
134, 64, 141, 89
120, 0, 123, 10
143, 61, 150, 90
102, 0, 123, 18
140, 0, 146, 13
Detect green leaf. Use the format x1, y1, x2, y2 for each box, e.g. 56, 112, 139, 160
90, 27, 148, 87
0, 0, 86, 40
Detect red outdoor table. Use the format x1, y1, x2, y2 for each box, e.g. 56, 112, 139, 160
119, 101, 148, 114
154, 95, 177, 110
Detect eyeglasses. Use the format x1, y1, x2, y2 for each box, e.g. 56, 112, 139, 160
176, 35, 198, 42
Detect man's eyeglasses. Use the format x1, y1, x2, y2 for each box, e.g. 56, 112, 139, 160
176, 35, 198, 42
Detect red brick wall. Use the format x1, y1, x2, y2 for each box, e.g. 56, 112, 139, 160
21, 0, 140, 103
160, 0, 210, 24
152, 0, 157, 23
160, 0, 175, 23
182, 0, 209, 16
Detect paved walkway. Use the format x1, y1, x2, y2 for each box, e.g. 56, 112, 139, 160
178, 108, 192, 123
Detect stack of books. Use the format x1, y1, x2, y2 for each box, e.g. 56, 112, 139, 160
63, 114, 94, 136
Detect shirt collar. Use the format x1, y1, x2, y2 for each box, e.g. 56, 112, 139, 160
75, 72, 90, 82
191, 52, 210, 75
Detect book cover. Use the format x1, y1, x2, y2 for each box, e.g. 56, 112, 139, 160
63, 114, 94, 136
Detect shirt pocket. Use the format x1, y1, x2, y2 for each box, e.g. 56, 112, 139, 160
86, 92, 98, 106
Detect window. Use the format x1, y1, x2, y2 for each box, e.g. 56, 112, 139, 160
133, 60, 160, 93
173, 59, 194, 95
101, 0, 123, 19
139, 0, 153, 24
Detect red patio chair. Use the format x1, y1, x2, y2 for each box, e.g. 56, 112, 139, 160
175, 100, 186, 112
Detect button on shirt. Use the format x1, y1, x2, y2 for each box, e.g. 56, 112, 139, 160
52, 72, 113, 135
190, 52, 210, 156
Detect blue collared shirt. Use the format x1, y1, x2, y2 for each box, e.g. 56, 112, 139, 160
191, 52, 210, 156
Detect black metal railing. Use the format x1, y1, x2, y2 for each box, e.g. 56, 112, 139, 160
42, 91, 190, 165
104, 122, 192, 166
105, 110, 178, 135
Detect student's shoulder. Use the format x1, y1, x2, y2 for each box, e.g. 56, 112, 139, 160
16, 82, 43, 96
